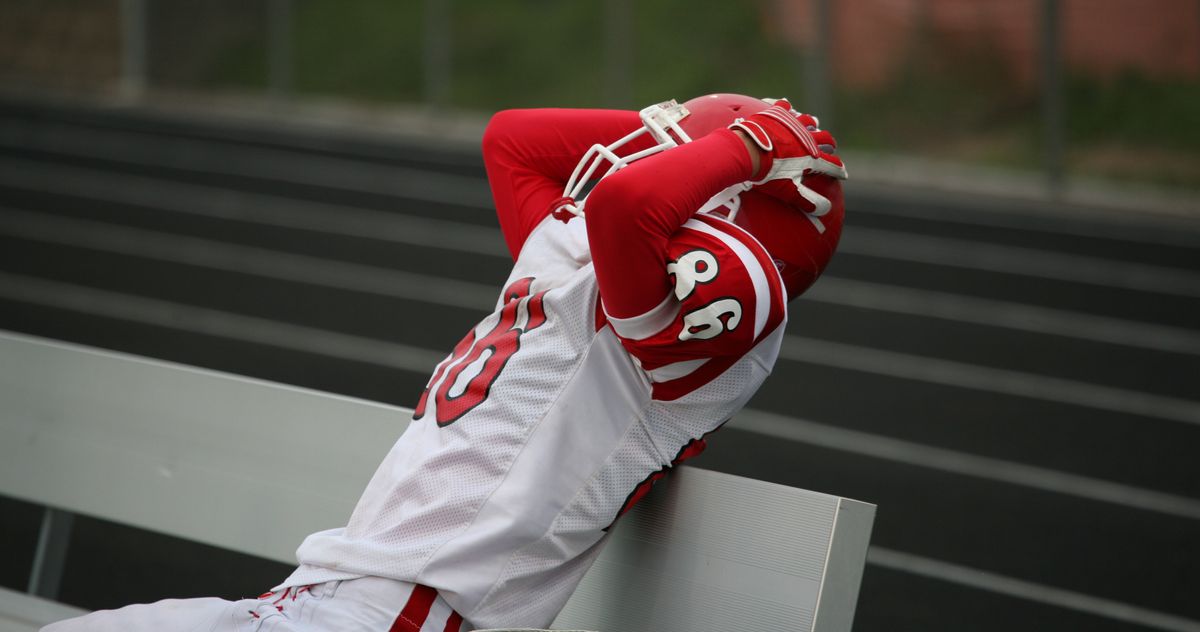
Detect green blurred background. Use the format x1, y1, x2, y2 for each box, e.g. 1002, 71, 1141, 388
2, 0, 1198, 192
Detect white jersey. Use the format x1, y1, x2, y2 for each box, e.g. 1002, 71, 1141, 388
279, 212, 788, 629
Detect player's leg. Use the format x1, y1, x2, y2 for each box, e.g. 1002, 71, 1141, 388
303, 577, 469, 632
40, 578, 470, 632
40, 595, 248, 632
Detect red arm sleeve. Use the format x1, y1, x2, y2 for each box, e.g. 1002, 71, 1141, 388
481, 108, 651, 260
585, 128, 755, 320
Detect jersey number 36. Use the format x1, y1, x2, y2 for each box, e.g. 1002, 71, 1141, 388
669, 248, 743, 342
414, 277, 549, 426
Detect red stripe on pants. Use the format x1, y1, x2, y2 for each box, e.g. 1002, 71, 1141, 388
443, 611, 464, 632
390, 584, 437, 632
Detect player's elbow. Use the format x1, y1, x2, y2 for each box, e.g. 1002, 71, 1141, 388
482, 109, 535, 162
586, 170, 676, 239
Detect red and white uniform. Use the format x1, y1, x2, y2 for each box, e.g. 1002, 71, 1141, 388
277, 111, 790, 630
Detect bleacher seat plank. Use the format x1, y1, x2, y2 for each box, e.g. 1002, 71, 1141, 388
0, 587, 86, 632
0, 331, 874, 631
0, 331, 404, 564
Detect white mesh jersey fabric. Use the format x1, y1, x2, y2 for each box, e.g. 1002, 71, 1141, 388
279, 213, 787, 630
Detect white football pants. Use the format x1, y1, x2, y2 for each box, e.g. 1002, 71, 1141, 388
41, 576, 470, 632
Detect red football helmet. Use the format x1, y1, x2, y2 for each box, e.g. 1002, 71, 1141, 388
562, 93, 845, 300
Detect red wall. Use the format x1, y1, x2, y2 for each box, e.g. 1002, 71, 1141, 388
776, 0, 1200, 88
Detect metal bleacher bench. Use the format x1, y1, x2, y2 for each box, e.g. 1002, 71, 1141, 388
0, 331, 875, 632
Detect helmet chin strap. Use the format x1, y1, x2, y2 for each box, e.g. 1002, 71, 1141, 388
695, 182, 752, 221
696, 179, 833, 235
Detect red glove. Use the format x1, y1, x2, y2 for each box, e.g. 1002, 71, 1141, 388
729, 99, 847, 222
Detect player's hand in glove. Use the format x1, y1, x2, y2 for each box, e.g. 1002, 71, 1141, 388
729, 99, 846, 221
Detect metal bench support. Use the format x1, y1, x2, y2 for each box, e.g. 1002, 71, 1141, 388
28, 507, 74, 600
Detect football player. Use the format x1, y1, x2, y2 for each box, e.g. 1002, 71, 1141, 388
44, 94, 846, 631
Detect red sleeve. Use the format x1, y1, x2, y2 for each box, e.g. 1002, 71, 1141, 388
481, 108, 650, 260
608, 214, 788, 401
585, 128, 755, 320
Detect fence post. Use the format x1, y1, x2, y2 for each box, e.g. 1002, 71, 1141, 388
604, 0, 633, 108
119, 0, 147, 100
1040, 0, 1065, 197
267, 0, 293, 101
802, 0, 833, 125
423, 0, 452, 108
